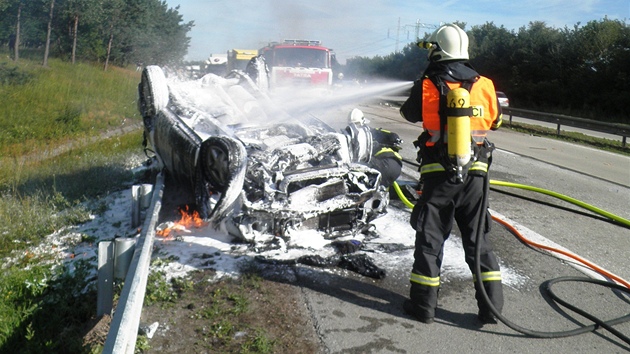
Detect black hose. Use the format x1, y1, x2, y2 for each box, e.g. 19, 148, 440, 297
400, 157, 630, 342
474, 171, 630, 345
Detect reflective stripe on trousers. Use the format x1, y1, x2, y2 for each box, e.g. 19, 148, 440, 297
473, 271, 502, 282
410, 272, 440, 287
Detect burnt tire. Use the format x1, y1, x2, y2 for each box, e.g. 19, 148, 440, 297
198, 136, 247, 221
138, 65, 169, 118
200, 136, 244, 191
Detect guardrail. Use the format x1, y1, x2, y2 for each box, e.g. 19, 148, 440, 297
102, 172, 165, 354
502, 107, 630, 148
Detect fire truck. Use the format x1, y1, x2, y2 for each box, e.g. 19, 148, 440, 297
258, 39, 339, 88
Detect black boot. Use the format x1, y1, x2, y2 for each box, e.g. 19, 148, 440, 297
403, 300, 434, 324
475, 280, 503, 325
404, 283, 439, 324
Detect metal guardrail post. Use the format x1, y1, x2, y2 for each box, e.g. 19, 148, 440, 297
97, 238, 137, 317
97, 241, 115, 317
103, 172, 165, 354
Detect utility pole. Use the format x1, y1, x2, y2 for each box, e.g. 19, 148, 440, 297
395, 17, 401, 53
412, 19, 440, 40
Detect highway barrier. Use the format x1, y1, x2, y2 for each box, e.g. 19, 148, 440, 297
502, 107, 630, 147
102, 172, 165, 354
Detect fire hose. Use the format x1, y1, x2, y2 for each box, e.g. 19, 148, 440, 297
391, 165, 630, 344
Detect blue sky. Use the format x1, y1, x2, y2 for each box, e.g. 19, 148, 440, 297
165, 0, 629, 63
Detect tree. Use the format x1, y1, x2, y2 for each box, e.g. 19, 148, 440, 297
0, 0, 15, 48
0, 0, 192, 67
101, 0, 124, 71
468, 22, 516, 91
569, 18, 630, 119
13, 0, 21, 61
98, 0, 192, 67
42, 0, 54, 67
123, 0, 192, 65
61, 0, 102, 64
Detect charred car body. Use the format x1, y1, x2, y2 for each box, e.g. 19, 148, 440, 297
138, 64, 398, 243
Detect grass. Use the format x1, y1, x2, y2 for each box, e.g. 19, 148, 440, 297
0, 132, 145, 258
141, 269, 277, 353
0, 55, 145, 353
0, 56, 140, 157
0, 130, 146, 353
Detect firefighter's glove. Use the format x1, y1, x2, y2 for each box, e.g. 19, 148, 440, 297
413, 132, 430, 165
331, 240, 362, 254
415, 149, 423, 166
482, 139, 495, 159
491, 116, 503, 130
412, 140, 423, 165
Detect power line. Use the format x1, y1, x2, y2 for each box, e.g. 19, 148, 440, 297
389, 18, 441, 52
337, 19, 440, 59
336, 37, 391, 54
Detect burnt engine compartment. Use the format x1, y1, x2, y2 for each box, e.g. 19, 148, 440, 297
233, 123, 387, 240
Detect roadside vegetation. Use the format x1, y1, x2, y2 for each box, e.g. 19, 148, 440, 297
0, 56, 139, 158
0, 55, 145, 353
0, 54, 142, 251
138, 268, 315, 354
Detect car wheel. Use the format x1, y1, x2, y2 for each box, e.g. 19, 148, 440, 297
198, 136, 247, 221
200, 136, 244, 190
138, 65, 169, 118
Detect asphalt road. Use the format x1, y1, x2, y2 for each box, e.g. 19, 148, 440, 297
270, 102, 630, 353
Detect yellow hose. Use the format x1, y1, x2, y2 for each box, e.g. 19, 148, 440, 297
489, 179, 630, 228
392, 181, 415, 209
391, 180, 630, 228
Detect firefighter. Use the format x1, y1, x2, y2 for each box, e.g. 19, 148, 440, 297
399, 23, 504, 325
369, 127, 403, 188
346, 108, 403, 188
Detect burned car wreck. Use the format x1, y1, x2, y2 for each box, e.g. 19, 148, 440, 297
138, 64, 400, 244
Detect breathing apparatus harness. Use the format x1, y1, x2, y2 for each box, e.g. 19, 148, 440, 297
414, 71, 494, 184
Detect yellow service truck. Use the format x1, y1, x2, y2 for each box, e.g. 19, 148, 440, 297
226, 49, 258, 72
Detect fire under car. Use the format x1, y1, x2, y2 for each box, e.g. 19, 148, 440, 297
137, 63, 400, 244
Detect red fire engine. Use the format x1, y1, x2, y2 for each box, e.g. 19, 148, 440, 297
259, 39, 338, 87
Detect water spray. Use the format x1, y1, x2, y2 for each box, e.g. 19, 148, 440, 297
274, 81, 414, 118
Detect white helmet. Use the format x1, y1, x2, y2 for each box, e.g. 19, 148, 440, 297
348, 108, 369, 125
426, 24, 469, 62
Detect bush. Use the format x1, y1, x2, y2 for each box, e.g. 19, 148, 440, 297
0, 62, 32, 86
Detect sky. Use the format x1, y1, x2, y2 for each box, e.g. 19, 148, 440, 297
164, 0, 629, 63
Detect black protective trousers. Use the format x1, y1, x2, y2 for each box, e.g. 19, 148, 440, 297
409, 173, 504, 317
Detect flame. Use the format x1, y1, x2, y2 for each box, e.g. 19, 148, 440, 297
156, 205, 207, 238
